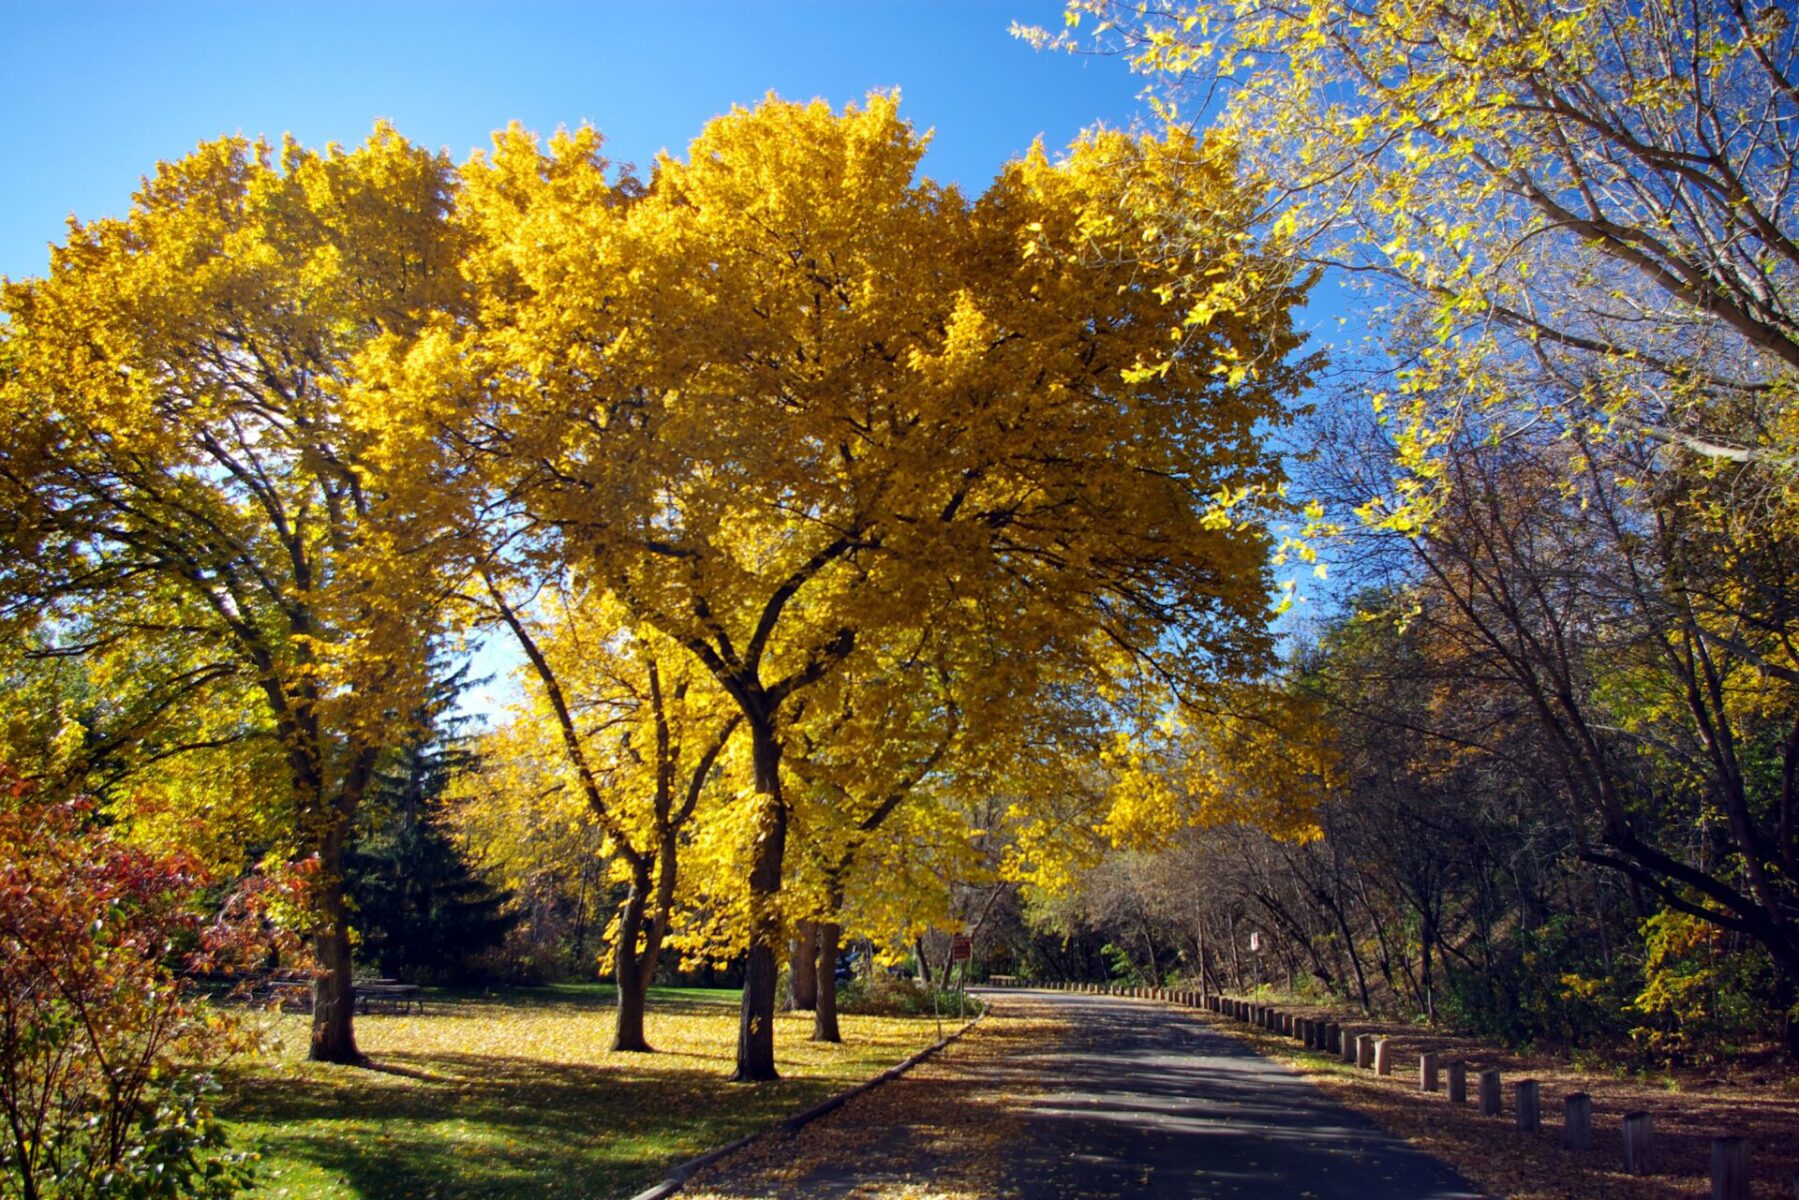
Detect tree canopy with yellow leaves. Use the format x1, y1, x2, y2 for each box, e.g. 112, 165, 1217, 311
0, 125, 472, 1064
397, 93, 1312, 1079
0, 94, 1314, 1083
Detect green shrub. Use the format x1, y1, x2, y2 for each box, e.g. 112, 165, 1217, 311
836, 974, 984, 1019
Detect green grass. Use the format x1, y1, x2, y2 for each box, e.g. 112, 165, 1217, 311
223, 984, 948, 1200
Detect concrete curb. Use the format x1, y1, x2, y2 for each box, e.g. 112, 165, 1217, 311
622, 1004, 990, 1200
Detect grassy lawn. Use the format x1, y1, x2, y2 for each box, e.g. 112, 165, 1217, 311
223, 984, 954, 1200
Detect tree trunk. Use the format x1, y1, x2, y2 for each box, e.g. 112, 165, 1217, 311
1779, 970, 1799, 1062
733, 721, 786, 1082
1420, 910, 1437, 1022
813, 919, 842, 1043
915, 935, 934, 987
1226, 912, 1244, 990
788, 921, 818, 1011
614, 954, 653, 1053
612, 866, 655, 1052
309, 867, 361, 1064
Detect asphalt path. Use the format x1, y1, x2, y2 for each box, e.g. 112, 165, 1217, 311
685, 988, 1485, 1199
994, 989, 1483, 1199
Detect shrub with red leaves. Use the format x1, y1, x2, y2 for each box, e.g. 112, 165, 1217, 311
0, 771, 260, 1200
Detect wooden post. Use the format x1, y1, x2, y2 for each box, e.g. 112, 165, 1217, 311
1326, 1022, 1342, 1054
1374, 1038, 1392, 1076
1711, 1136, 1748, 1200
1478, 1068, 1501, 1116
1563, 1093, 1591, 1150
1357, 1034, 1376, 1070
1516, 1080, 1540, 1131
1420, 1053, 1439, 1092
1448, 1061, 1467, 1104
1623, 1111, 1652, 1175
1342, 1028, 1359, 1063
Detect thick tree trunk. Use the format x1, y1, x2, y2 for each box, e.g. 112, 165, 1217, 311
733, 722, 786, 1082
614, 955, 653, 1053
813, 919, 843, 1042
915, 936, 934, 988
787, 921, 818, 1011
612, 869, 655, 1052
309, 868, 361, 1064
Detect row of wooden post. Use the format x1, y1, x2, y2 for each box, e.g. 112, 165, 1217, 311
1181, 986, 1752, 1200
1010, 981, 1761, 1200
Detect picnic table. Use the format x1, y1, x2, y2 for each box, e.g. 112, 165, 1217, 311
256, 974, 424, 1014
354, 979, 424, 1014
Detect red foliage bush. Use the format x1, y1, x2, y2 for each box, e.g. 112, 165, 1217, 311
0, 770, 262, 1200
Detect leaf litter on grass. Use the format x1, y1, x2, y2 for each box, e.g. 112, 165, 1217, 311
225, 988, 954, 1200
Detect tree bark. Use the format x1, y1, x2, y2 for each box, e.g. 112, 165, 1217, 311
733, 720, 787, 1082
309, 865, 361, 1064
614, 954, 653, 1053
813, 919, 842, 1042
788, 921, 819, 1011
612, 864, 656, 1052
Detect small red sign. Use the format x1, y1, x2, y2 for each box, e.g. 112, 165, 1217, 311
950, 934, 972, 962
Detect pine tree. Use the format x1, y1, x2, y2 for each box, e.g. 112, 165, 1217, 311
347, 663, 514, 982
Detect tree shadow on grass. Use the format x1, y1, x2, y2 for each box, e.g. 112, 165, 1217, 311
227, 1049, 838, 1200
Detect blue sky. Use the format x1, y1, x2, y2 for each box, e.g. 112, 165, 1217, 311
1, 1, 1151, 281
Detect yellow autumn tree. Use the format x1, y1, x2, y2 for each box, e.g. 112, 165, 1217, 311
0, 126, 471, 1063
1030, 0, 1798, 529
388, 94, 1309, 1079
475, 575, 741, 1051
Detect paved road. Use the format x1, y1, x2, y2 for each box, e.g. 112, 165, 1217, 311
996, 990, 1481, 1199
686, 988, 1484, 1199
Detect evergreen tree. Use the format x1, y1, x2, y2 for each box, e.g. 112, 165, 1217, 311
347, 662, 514, 982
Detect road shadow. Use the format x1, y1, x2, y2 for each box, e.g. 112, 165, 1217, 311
989, 993, 1484, 1200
